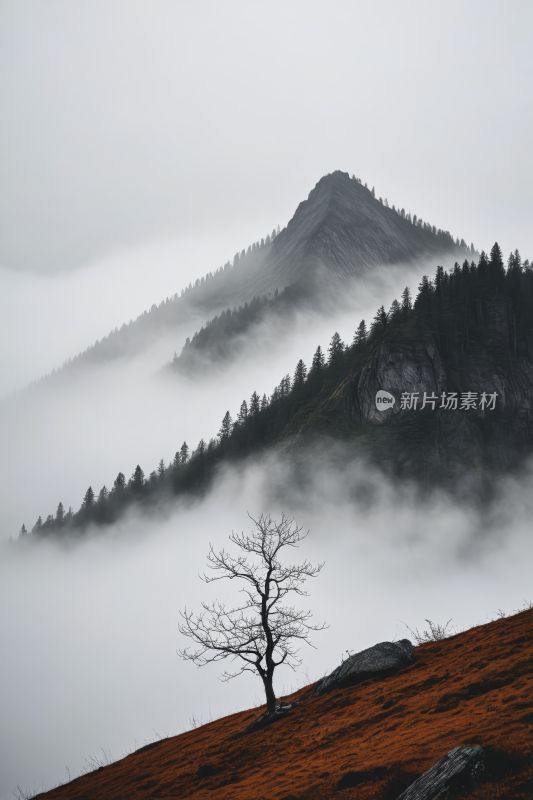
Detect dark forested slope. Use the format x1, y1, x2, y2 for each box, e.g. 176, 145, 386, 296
21, 243, 533, 540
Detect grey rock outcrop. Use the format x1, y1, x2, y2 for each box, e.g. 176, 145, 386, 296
262, 171, 465, 294
314, 639, 415, 695
338, 311, 533, 487
396, 745, 485, 799
345, 340, 448, 426
41, 170, 468, 380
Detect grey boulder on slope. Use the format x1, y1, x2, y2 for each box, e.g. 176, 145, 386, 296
397, 746, 485, 799
314, 639, 415, 695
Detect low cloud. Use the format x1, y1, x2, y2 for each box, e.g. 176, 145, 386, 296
1, 446, 532, 798
0, 253, 440, 539
3, 250, 530, 797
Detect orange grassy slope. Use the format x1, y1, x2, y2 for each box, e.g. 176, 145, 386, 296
38, 609, 532, 800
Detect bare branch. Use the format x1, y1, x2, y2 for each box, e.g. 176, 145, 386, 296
177, 513, 327, 714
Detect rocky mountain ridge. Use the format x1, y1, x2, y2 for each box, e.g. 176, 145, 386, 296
28, 171, 471, 386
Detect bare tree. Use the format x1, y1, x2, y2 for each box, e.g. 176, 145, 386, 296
178, 513, 326, 715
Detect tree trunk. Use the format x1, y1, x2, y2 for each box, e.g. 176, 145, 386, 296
263, 673, 276, 715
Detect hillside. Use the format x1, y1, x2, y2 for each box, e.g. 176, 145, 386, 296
33, 607, 533, 800
30, 172, 470, 385
22, 242, 533, 538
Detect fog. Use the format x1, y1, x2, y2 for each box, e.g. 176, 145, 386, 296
0, 231, 256, 395
0, 253, 442, 539
2, 448, 532, 798
2, 3, 532, 796
1, 1, 533, 275
1, 245, 532, 797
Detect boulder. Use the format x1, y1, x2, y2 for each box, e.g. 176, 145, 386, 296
314, 639, 415, 695
396, 745, 485, 799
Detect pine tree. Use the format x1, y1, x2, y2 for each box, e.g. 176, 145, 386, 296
131, 466, 145, 492
478, 251, 488, 283
434, 265, 444, 320
193, 439, 206, 459
249, 391, 260, 416
401, 286, 412, 314
55, 501, 65, 526
32, 516, 43, 533
260, 394, 268, 411
489, 242, 505, 290
371, 305, 388, 334
19, 524, 27, 538
113, 472, 126, 493
414, 276, 434, 326
81, 486, 95, 509
311, 345, 325, 373
219, 411, 233, 440
270, 386, 281, 404
293, 359, 307, 387
388, 299, 401, 321
279, 375, 291, 397
327, 332, 344, 366
180, 442, 190, 464
157, 459, 166, 477
353, 320, 367, 346
97, 486, 109, 503
237, 400, 248, 425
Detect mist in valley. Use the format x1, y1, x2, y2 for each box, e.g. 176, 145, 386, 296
2, 441, 532, 798
2, 3, 533, 795
1, 251, 453, 538
1, 248, 533, 798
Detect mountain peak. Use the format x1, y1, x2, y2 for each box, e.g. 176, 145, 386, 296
263, 170, 468, 291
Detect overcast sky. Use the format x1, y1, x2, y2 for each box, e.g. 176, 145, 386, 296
1, 4, 533, 796
1, 0, 532, 278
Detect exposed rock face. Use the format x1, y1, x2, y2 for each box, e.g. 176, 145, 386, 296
396, 745, 485, 799
346, 339, 448, 426
339, 301, 533, 484
262, 171, 465, 295
43, 170, 469, 380
314, 639, 415, 695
